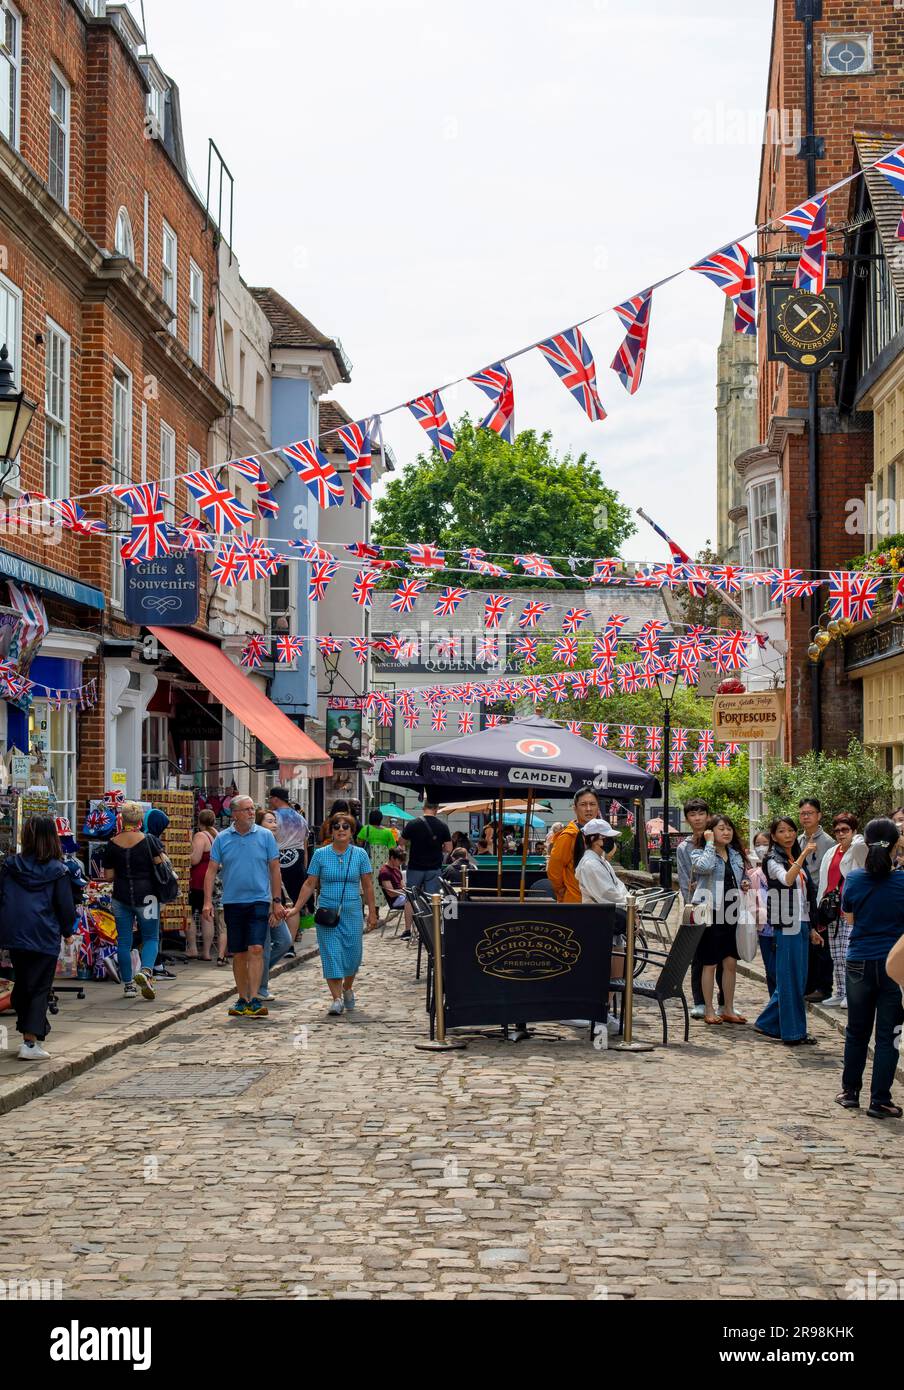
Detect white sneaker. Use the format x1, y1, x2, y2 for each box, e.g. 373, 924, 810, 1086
258, 989, 273, 1001
690, 1004, 706, 1019
822, 995, 847, 1009
133, 971, 156, 1001
327, 997, 345, 1016
343, 990, 356, 1010
606, 1016, 620, 1036
17, 1041, 50, 1060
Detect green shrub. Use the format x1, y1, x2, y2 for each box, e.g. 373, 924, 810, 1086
762, 739, 895, 831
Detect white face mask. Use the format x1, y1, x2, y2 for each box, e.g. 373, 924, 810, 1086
754, 844, 769, 862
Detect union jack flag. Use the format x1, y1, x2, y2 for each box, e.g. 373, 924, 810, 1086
894, 575, 904, 612
233, 535, 279, 582
611, 289, 653, 394
697, 728, 715, 753
645, 725, 662, 750
669, 750, 685, 774
714, 630, 751, 670
403, 708, 421, 731
282, 439, 344, 507
562, 606, 591, 633
547, 674, 568, 702
183, 470, 256, 533
594, 668, 615, 697
603, 613, 629, 637
390, 578, 427, 614
240, 635, 269, 669
175, 517, 215, 553
625, 750, 640, 765
308, 560, 339, 601
350, 638, 370, 665
276, 635, 304, 663
211, 544, 242, 587
691, 241, 757, 335
592, 558, 619, 584
522, 676, 547, 703
484, 593, 513, 628
713, 749, 731, 769
458, 711, 475, 734
782, 196, 828, 294
874, 143, 904, 239
346, 541, 382, 561
827, 571, 882, 622
569, 671, 593, 699
617, 662, 641, 694
290, 538, 334, 562
477, 635, 499, 663
537, 327, 606, 422
48, 499, 107, 535
636, 660, 661, 691
316, 635, 343, 655
769, 568, 823, 602
120, 483, 171, 562
431, 707, 448, 732
375, 697, 394, 727
514, 553, 558, 578
468, 362, 515, 443
472, 557, 509, 578
552, 636, 579, 667
433, 586, 467, 617
672, 728, 688, 752
485, 713, 503, 728
634, 630, 661, 660
352, 568, 381, 608
646, 751, 662, 772
726, 742, 741, 755
336, 419, 374, 507
565, 720, 583, 736
684, 564, 711, 598
592, 723, 609, 747
636, 510, 692, 565
518, 599, 551, 629
692, 751, 708, 773
406, 543, 446, 569
618, 724, 637, 749
460, 681, 478, 705
408, 391, 456, 460
435, 637, 460, 660
513, 636, 538, 665
230, 457, 279, 517
591, 634, 618, 668
709, 564, 744, 593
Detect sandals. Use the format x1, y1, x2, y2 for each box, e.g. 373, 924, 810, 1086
783, 1035, 818, 1046
720, 1012, 747, 1025
703, 1014, 723, 1025
866, 1101, 903, 1119
216, 956, 229, 967
835, 1090, 860, 1109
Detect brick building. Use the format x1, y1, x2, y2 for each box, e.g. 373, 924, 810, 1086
751, 0, 904, 763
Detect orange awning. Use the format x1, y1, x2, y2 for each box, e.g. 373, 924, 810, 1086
150, 626, 332, 779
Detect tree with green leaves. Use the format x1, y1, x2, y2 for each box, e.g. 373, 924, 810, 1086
372, 416, 634, 586
672, 751, 751, 842
762, 739, 895, 830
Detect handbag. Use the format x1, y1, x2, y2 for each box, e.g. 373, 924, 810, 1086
735, 892, 758, 962
149, 835, 180, 905
817, 886, 841, 928
314, 848, 355, 929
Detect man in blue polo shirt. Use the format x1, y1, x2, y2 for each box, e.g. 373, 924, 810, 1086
202, 795, 284, 1018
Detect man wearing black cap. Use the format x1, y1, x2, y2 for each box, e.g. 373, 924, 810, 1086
268, 787, 309, 910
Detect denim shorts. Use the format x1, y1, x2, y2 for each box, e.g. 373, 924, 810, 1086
223, 901, 270, 953
406, 867, 442, 895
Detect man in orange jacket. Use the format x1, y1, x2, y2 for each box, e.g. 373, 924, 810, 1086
547, 787, 603, 902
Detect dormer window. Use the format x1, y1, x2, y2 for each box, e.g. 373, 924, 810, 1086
146, 77, 164, 138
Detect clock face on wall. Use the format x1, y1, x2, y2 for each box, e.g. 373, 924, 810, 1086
766, 283, 845, 372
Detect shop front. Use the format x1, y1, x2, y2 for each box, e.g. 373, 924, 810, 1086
844, 613, 904, 779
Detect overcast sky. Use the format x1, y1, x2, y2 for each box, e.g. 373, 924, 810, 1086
140, 0, 773, 560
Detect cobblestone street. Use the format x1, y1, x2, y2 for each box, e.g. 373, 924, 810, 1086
2, 934, 903, 1302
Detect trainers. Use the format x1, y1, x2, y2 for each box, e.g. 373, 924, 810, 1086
690, 1004, 706, 1019
17, 1041, 50, 1060
228, 998, 250, 1017
606, 1016, 620, 1036
327, 997, 344, 1016
821, 995, 847, 1009
343, 990, 356, 1011
153, 967, 176, 979
245, 998, 269, 1017
133, 971, 156, 1001
124, 983, 139, 999
258, 989, 274, 1001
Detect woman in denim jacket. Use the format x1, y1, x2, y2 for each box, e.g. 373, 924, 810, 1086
690, 815, 751, 1027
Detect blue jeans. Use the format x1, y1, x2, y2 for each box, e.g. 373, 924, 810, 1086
842, 959, 904, 1106
260, 919, 293, 994
759, 933, 777, 997
113, 899, 160, 984
406, 867, 442, 895
754, 923, 808, 1042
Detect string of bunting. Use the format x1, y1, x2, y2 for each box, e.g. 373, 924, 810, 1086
0, 665, 99, 709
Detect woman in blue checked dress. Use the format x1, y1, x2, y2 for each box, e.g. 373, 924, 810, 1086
292, 811, 378, 1016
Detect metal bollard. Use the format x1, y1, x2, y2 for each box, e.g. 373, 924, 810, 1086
415, 892, 466, 1052
611, 894, 654, 1054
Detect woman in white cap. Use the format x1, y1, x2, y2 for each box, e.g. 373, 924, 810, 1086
575, 817, 627, 1035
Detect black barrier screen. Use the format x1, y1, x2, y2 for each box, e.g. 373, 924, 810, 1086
443, 900, 614, 1030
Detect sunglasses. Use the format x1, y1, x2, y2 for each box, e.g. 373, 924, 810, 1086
333, 821, 353, 830
833, 824, 852, 832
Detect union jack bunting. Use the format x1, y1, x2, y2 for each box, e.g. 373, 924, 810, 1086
336, 419, 374, 507
211, 545, 242, 587
645, 725, 662, 750
484, 593, 513, 629
594, 668, 615, 697
308, 560, 339, 601
120, 483, 170, 562
537, 327, 606, 422
175, 517, 215, 553
566, 720, 584, 736
782, 196, 828, 294
611, 290, 653, 394
617, 663, 641, 694
697, 728, 715, 753
562, 606, 591, 634
827, 571, 882, 622
709, 564, 744, 593
514, 553, 558, 578
713, 631, 751, 670
316, 636, 343, 655
713, 749, 731, 769
390, 578, 427, 614
592, 723, 609, 747
275, 635, 304, 663
230, 457, 279, 517
406, 543, 445, 569
460, 681, 478, 705
634, 630, 661, 660
769, 568, 823, 602
408, 391, 456, 461
513, 636, 538, 665
692, 751, 708, 773
894, 575, 904, 612
458, 712, 475, 734
669, 750, 685, 774
240, 635, 269, 669
690, 241, 757, 335
352, 568, 381, 608
684, 564, 711, 599
403, 708, 421, 731
874, 143, 904, 239
485, 713, 503, 728
433, 586, 468, 617
625, 750, 640, 765
726, 742, 741, 755
522, 676, 547, 703
476, 635, 499, 663
431, 707, 448, 732
468, 362, 515, 442
519, 599, 551, 629
48, 499, 107, 535
672, 728, 688, 752
8, 491, 47, 525
375, 698, 394, 727
435, 637, 460, 660
646, 752, 662, 772
289, 538, 334, 562
636, 661, 660, 691
618, 725, 637, 749
282, 439, 344, 507
591, 633, 618, 668
569, 671, 594, 699
592, 558, 619, 584
472, 558, 509, 578
346, 541, 382, 561
603, 613, 629, 636
552, 636, 579, 667
547, 674, 568, 702
183, 470, 256, 533
350, 638, 370, 665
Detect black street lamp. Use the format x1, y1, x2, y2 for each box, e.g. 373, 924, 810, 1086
0, 344, 37, 466
654, 664, 679, 889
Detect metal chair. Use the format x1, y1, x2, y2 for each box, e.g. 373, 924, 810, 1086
637, 889, 678, 945
526, 877, 557, 900
609, 916, 706, 1044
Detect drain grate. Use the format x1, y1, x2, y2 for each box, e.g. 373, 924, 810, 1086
98, 1066, 267, 1100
